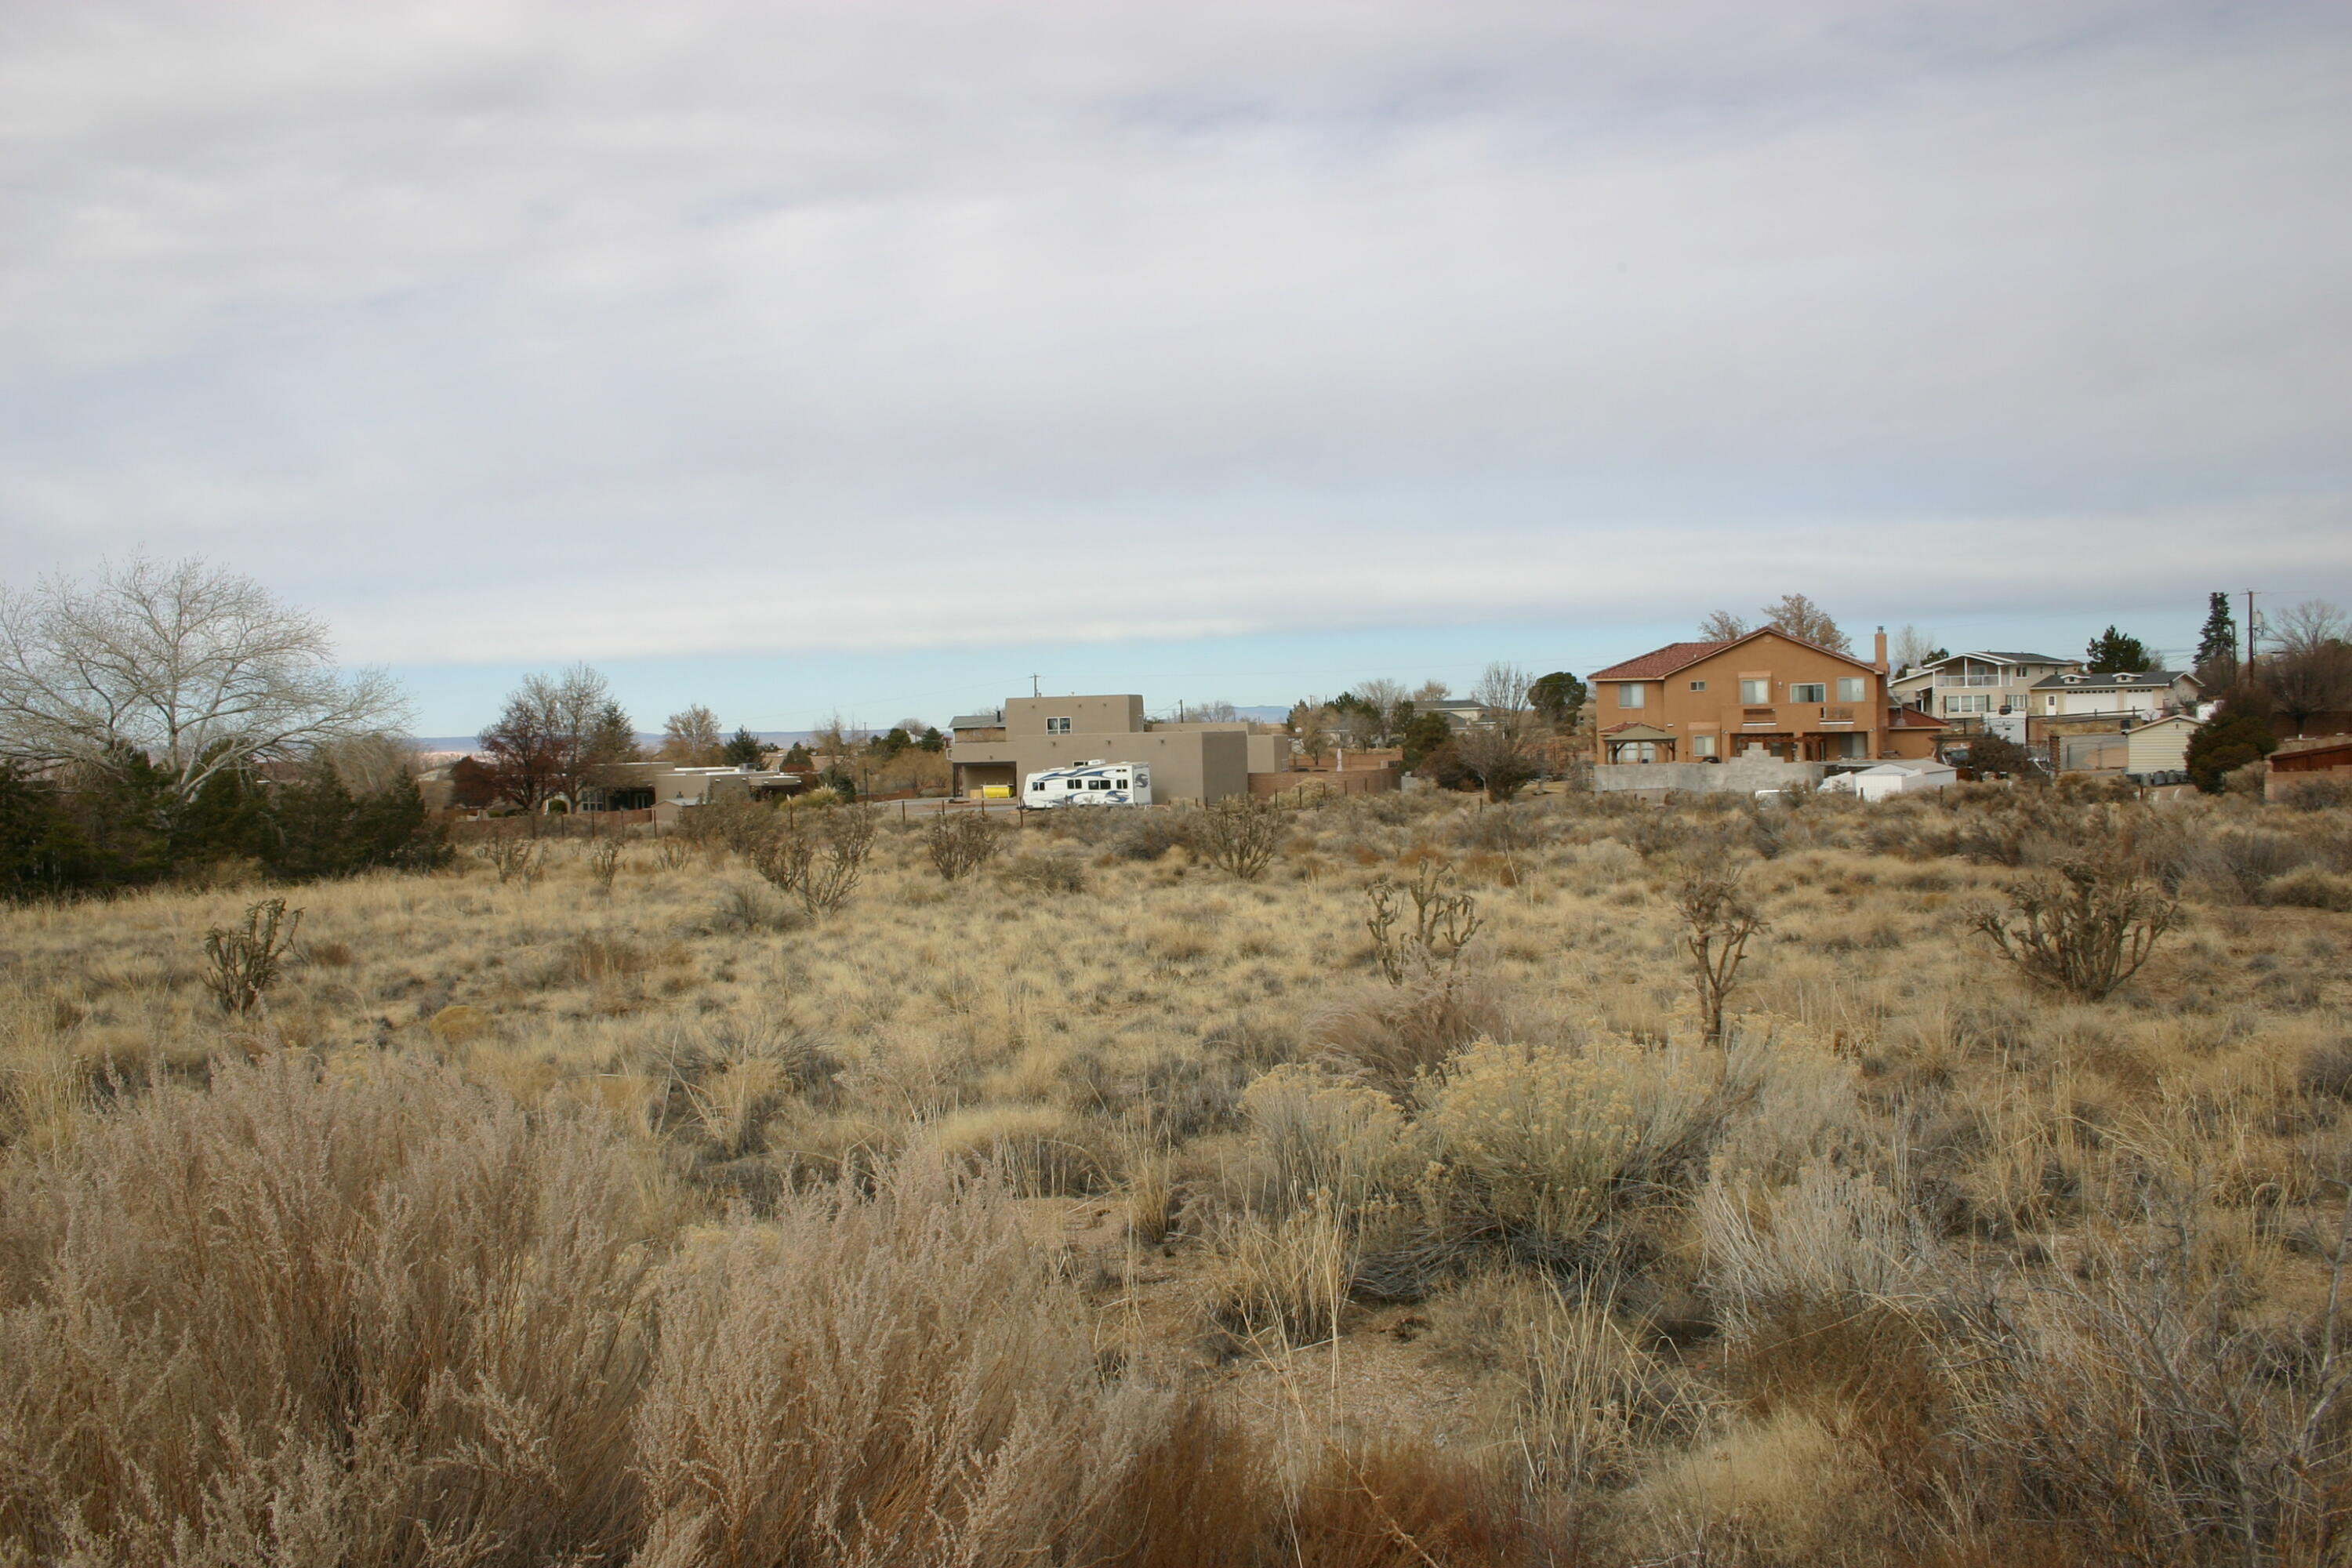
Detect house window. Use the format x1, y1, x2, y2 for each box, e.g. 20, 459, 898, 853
1618, 683, 1646, 709
1837, 677, 1866, 702
1790, 683, 1827, 703
1944, 694, 1991, 716
1740, 678, 1769, 704
1046, 717, 1071, 734
1690, 734, 1717, 757
1689, 680, 1708, 692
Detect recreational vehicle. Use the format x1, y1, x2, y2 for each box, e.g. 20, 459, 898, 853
1022, 760, 1152, 808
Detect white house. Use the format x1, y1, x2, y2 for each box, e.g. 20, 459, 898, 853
1889, 651, 2081, 723
2028, 670, 2201, 720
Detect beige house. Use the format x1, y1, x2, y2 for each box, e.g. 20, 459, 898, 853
2123, 714, 2198, 780
949, 695, 1283, 804
2028, 670, 2201, 720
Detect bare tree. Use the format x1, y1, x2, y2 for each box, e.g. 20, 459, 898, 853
1455, 661, 1538, 800
1699, 610, 1751, 641
1893, 624, 1942, 673
1759, 593, 1851, 653
478, 664, 624, 813
2257, 600, 2352, 736
1411, 679, 1451, 706
1352, 678, 1407, 743
662, 704, 724, 764
0, 555, 408, 810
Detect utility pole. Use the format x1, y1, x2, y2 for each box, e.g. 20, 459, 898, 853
1030, 674, 1040, 697
2245, 590, 2258, 674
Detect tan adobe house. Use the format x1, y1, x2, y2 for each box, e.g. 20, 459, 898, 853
1589, 627, 1917, 766
1889, 650, 2082, 726
948, 695, 1285, 804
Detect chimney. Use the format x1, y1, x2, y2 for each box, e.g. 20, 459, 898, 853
1874, 626, 1889, 675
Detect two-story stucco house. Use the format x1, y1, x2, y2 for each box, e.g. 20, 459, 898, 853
1590, 628, 1906, 765
1889, 651, 2082, 725
947, 695, 1285, 803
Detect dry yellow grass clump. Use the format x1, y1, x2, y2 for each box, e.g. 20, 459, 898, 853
4, 782, 2352, 1566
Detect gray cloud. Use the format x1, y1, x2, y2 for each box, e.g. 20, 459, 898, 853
2, 1, 2347, 662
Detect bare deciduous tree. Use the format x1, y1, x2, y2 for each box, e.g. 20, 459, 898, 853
1893, 624, 1942, 673
662, 705, 724, 764
480, 664, 623, 814
1698, 610, 1751, 641
1759, 593, 1851, 654
0, 555, 408, 810
2260, 601, 2352, 736
1455, 661, 1538, 800
1971, 857, 2177, 1001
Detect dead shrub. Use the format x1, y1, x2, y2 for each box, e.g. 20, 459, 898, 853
1000, 852, 1089, 895
744, 803, 878, 916
1969, 855, 2179, 1001
2264, 866, 2352, 912
0, 1054, 670, 1566
632, 1152, 1137, 1568
1308, 967, 1509, 1101
925, 810, 1006, 881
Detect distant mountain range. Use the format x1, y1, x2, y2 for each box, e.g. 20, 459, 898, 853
414, 731, 816, 754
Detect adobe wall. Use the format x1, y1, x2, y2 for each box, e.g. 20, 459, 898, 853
1592, 758, 1828, 794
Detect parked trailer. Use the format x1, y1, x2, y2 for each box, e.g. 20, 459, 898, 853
1022, 760, 1152, 808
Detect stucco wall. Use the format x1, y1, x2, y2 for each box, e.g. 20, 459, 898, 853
1593, 758, 1829, 794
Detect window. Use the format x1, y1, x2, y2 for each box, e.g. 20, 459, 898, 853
1046, 717, 1071, 734
1087, 778, 1110, 789
1789, 682, 1827, 703
1690, 734, 1717, 757
1689, 680, 1708, 692
1837, 677, 1866, 702
1617, 682, 1645, 710
1740, 678, 1769, 704
1944, 694, 1991, 716
1030, 780, 1047, 792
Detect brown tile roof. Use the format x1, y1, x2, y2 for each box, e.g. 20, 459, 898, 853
1591, 626, 1882, 682
1588, 641, 1730, 681
1886, 706, 1947, 729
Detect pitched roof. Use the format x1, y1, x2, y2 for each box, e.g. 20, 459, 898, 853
1589, 641, 1730, 681
1917, 651, 2073, 670
1589, 626, 1879, 682
1886, 706, 1947, 729
2028, 670, 2196, 691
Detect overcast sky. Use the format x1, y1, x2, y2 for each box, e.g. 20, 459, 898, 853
4, 2, 2348, 733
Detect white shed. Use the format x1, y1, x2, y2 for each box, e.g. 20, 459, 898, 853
1825, 760, 1959, 801
2125, 714, 2198, 780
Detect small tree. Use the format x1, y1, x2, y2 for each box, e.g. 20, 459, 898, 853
1529, 672, 1587, 730
2187, 710, 2278, 793
721, 727, 767, 767
2085, 626, 2154, 673
1456, 661, 1539, 801
2258, 600, 2352, 737
1970, 858, 2177, 1001
1674, 871, 1769, 1046
1194, 794, 1284, 881
1365, 860, 1484, 986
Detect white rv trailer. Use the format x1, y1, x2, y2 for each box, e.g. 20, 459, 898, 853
1022, 760, 1152, 808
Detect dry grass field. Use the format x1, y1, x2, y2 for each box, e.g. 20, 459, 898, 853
5, 782, 2352, 1566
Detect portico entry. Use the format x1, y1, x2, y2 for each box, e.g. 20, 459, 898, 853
1602, 723, 1678, 764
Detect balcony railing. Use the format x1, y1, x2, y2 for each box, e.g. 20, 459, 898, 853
1937, 674, 2001, 688
1820, 706, 1856, 724
1740, 708, 1777, 725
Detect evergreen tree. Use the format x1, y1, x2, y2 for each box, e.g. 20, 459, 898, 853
2187, 710, 2277, 793
2194, 593, 2239, 687
2085, 626, 2154, 673
721, 727, 768, 767
1529, 672, 1587, 728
